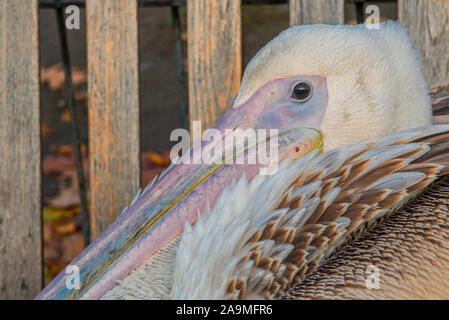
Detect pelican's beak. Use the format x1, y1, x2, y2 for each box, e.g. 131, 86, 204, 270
36, 76, 327, 300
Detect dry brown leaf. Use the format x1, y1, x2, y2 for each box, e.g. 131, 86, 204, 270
61, 108, 71, 123
55, 222, 77, 236
40, 64, 87, 91
41, 123, 54, 137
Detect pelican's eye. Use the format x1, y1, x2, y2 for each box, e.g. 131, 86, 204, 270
290, 81, 312, 102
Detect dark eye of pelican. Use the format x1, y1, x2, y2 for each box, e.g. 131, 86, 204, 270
291, 81, 312, 102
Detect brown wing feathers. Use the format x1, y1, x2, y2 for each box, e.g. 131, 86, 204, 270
432, 82, 449, 121
284, 175, 449, 299
227, 126, 449, 300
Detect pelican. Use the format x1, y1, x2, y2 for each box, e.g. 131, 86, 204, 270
37, 22, 449, 300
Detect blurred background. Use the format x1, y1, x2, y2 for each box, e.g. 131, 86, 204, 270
38, 1, 398, 284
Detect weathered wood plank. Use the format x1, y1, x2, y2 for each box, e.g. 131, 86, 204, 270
187, 0, 242, 137
87, 0, 140, 239
399, 0, 449, 86
289, 0, 344, 26
0, 0, 41, 299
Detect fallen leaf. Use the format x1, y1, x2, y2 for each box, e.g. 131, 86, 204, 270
41, 123, 54, 137
147, 151, 169, 167
59, 145, 75, 156
40, 64, 87, 91
43, 206, 79, 224
61, 108, 71, 123
55, 222, 77, 236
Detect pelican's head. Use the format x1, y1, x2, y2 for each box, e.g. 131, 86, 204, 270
37, 22, 432, 300
231, 22, 431, 151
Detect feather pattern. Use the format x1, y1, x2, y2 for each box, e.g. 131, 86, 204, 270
172, 125, 449, 300
284, 175, 449, 299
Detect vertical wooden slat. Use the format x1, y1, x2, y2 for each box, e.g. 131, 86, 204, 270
187, 0, 242, 137
87, 0, 140, 239
399, 0, 449, 86
289, 0, 344, 26
0, 0, 41, 299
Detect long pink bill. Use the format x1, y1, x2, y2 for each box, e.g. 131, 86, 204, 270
36, 127, 322, 299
